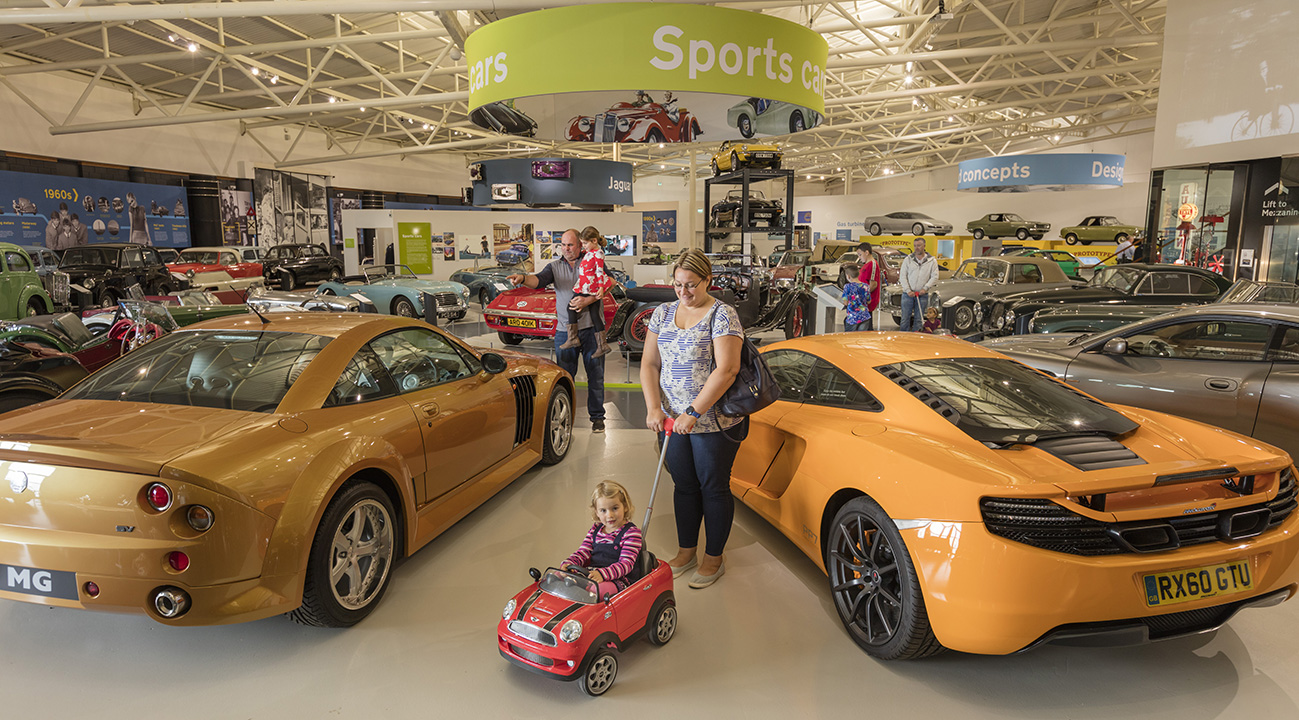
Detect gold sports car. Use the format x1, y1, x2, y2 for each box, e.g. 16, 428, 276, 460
0, 313, 574, 626
710, 139, 782, 176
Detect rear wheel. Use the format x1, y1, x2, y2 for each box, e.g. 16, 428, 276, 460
646, 599, 678, 647
1015, 228, 1029, 241
280, 272, 297, 291
826, 496, 943, 660
912, 223, 925, 235
391, 297, 416, 317
784, 303, 805, 339
971, 228, 985, 240
869, 223, 881, 236
1064, 233, 1079, 246
541, 385, 573, 466
96, 288, 120, 308
623, 303, 657, 353
497, 332, 524, 345
25, 297, 45, 316
579, 650, 618, 697
478, 288, 490, 307
646, 129, 665, 144
328, 267, 342, 282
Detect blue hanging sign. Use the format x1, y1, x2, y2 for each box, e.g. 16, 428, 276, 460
0, 169, 190, 248
957, 153, 1126, 192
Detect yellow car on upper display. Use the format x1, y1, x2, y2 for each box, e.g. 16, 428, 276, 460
0, 313, 574, 627
710, 139, 783, 176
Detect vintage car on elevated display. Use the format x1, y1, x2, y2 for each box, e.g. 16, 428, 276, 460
708, 189, 783, 233
967, 213, 1051, 241
59, 244, 178, 308
450, 265, 519, 307
1060, 215, 1144, 245
0, 243, 56, 318
734, 332, 1299, 659
485, 287, 619, 346
882, 256, 1080, 335
565, 92, 702, 143
0, 313, 575, 626
260, 243, 344, 291
317, 264, 470, 320
726, 97, 822, 137
864, 211, 953, 236
710, 139, 783, 175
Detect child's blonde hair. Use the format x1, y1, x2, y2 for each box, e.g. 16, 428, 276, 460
589, 481, 634, 522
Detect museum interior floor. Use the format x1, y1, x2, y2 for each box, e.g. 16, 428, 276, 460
4, 307, 1297, 718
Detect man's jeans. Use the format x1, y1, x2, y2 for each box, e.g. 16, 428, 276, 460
554, 327, 605, 421
900, 292, 929, 332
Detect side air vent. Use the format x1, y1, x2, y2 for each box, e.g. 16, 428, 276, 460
509, 376, 538, 447
876, 366, 961, 425
1033, 435, 1145, 471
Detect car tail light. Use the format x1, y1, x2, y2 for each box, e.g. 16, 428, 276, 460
83, 582, 100, 598
186, 505, 214, 532
167, 551, 190, 572
145, 483, 172, 511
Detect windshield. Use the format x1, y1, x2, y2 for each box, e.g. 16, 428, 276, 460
364, 265, 417, 280
63, 330, 331, 413
779, 251, 811, 266
118, 300, 180, 332
1218, 279, 1299, 304
538, 568, 598, 604
180, 250, 222, 264
953, 259, 1008, 283
62, 247, 115, 265
170, 290, 222, 306
878, 357, 1137, 444
1091, 266, 1143, 292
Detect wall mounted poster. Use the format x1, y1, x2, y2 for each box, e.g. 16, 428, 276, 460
254, 168, 329, 247
220, 187, 253, 246
397, 222, 433, 274
330, 191, 361, 245
642, 210, 677, 244
0, 169, 190, 248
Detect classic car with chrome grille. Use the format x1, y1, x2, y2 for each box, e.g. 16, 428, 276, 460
485, 287, 619, 346
0, 313, 574, 626
709, 189, 783, 233
710, 139, 782, 175
565, 92, 702, 143
733, 332, 1299, 659
317, 264, 469, 320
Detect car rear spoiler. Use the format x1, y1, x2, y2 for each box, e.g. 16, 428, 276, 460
0, 435, 165, 476
1046, 456, 1286, 497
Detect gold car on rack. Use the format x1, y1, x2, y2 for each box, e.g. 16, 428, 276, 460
0, 313, 574, 626
710, 139, 783, 175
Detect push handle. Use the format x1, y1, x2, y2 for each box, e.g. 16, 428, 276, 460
641, 417, 674, 536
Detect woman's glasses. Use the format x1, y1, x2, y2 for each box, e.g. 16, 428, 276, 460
671, 280, 702, 290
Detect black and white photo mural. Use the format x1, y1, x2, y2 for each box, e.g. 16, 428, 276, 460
253, 168, 330, 246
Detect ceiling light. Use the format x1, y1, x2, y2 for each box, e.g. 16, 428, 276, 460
270, 75, 279, 84
912, 98, 920, 105
359, 106, 365, 112
660, 164, 666, 169
187, 42, 197, 53
658, 143, 664, 148
328, 96, 336, 103
904, 75, 913, 85
423, 123, 430, 130
947, 116, 954, 122
168, 34, 177, 43
251, 67, 260, 76
806, 174, 811, 180
905, 61, 913, 72
1052, 134, 1061, 141
836, 168, 842, 172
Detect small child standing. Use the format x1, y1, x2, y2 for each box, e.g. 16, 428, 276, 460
921, 305, 941, 334
559, 227, 613, 357
563, 482, 644, 598
841, 281, 872, 332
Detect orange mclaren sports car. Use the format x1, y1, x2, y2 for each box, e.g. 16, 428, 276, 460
0, 313, 574, 627
735, 332, 1299, 659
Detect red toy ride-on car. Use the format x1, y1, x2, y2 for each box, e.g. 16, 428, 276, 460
498, 421, 678, 697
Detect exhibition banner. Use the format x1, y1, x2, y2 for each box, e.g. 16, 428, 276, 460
469, 158, 633, 206
957, 153, 1127, 191
643, 210, 677, 244
330, 191, 361, 245
0, 169, 190, 248
466, 4, 827, 143
397, 222, 433, 274
220, 188, 253, 246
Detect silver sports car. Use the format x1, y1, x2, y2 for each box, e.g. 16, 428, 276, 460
983, 303, 1299, 461
863, 211, 954, 236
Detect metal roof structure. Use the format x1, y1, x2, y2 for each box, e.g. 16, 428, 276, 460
0, 0, 1165, 186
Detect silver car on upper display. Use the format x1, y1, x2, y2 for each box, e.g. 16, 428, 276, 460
982, 303, 1299, 462
863, 211, 953, 236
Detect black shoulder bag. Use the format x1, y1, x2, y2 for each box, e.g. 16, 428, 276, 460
706, 302, 780, 417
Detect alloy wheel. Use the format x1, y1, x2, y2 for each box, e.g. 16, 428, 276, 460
827, 510, 903, 648
548, 390, 572, 459
328, 499, 394, 611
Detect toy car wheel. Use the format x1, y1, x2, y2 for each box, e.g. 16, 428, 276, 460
391, 297, 416, 317
784, 303, 805, 339
25, 297, 45, 317
579, 650, 618, 697
912, 223, 925, 235
737, 114, 753, 138
497, 332, 523, 345
290, 481, 397, 628
280, 272, 297, 291
623, 303, 657, 353
541, 384, 573, 465
869, 223, 881, 236
1015, 228, 1029, 241
328, 267, 342, 282
790, 110, 805, 133
971, 228, 984, 240
1064, 233, 1079, 245
826, 496, 943, 660
647, 600, 677, 646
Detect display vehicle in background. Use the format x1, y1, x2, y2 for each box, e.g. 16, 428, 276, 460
709, 189, 783, 233
450, 265, 521, 306
639, 244, 671, 266
471, 101, 538, 137
838, 245, 904, 286
710, 139, 783, 175
168, 247, 263, 280
966, 213, 1050, 240
485, 287, 619, 346
726, 97, 822, 137
16, 245, 69, 313
496, 243, 531, 267
734, 332, 1299, 659
1059, 215, 1144, 245
246, 285, 368, 314
260, 243, 344, 291
0, 244, 56, 318
59, 243, 179, 307
317, 264, 469, 320
0, 313, 575, 626
863, 211, 953, 236
1003, 247, 1084, 279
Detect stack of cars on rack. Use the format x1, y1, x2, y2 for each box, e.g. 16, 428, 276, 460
317, 264, 470, 320
708, 189, 783, 235
639, 244, 671, 265
709, 139, 783, 175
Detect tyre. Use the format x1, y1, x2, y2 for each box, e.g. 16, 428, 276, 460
391, 297, 416, 317
737, 114, 754, 138
25, 297, 45, 317
971, 228, 984, 240
825, 496, 943, 660
0, 389, 56, 414
951, 302, 976, 334
540, 384, 573, 466
478, 288, 490, 307
646, 599, 677, 647
912, 223, 925, 235
891, 314, 901, 327
328, 267, 342, 282
790, 110, 805, 133
1031, 234, 1043, 241
711, 160, 720, 176
623, 303, 657, 353
1115, 233, 1129, 244
1015, 228, 1029, 241
1064, 233, 1079, 246
730, 151, 740, 172
869, 223, 881, 236
289, 482, 397, 628
280, 272, 297, 291
646, 129, 665, 144
96, 288, 120, 308
155, 283, 173, 296
784, 302, 805, 339
579, 650, 618, 697
497, 332, 524, 345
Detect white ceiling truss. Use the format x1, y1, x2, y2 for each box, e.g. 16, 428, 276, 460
0, 0, 1166, 188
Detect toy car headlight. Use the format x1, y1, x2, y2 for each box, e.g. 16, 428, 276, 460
617, 118, 630, 133
559, 619, 583, 643
503, 599, 516, 619
578, 118, 592, 132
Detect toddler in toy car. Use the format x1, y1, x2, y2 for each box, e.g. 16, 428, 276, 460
559, 227, 614, 357
563, 481, 644, 598
921, 305, 941, 334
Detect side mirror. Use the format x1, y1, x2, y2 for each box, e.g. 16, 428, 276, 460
481, 352, 508, 375
602, 593, 613, 604
1102, 337, 1128, 355
528, 567, 541, 581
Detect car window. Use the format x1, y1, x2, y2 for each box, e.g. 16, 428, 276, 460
141, 249, 160, 265
220, 251, 237, 265
1123, 320, 1272, 361
308, 246, 325, 257
804, 360, 881, 411
954, 259, 1007, 282
122, 248, 143, 268
243, 249, 258, 261
1138, 272, 1190, 295
1269, 326, 1299, 362
1010, 264, 1042, 283
325, 346, 398, 406
6, 251, 30, 273
1188, 275, 1220, 296
764, 350, 818, 401
368, 328, 473, 393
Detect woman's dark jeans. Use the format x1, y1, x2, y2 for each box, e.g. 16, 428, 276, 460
661, 420, 748, 557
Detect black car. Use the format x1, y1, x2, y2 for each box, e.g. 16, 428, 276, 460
709, 189, 783, 236
994, 263, 1233, 336
261, 243, 344, 291
60, 243, 180, 308
470, 101, 538, 137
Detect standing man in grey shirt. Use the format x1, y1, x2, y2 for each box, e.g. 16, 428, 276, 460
508, 228, 608, 433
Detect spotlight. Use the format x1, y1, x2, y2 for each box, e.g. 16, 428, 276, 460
187, 42, 197, 53
1052, 134, 1061, 141
905, 61, 913, 72
904, 75, 913, 85
328, 96, 336, 103
423, 123, 429, 129
270, 75, 279, 84
947, 116, 955, 121
806, 174, 811, 180
660, 164, 665, 169
251, 67, 260, 76
168, 34, 177, 43
658, 143, 664, 148
360, 106, 365, 112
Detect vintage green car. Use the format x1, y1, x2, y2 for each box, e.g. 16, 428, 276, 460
1004, 248, 1083, 279
1059, 215, 1144, 245
966, 213, 1050, 241
147, 289, 252, 326
0, 243, 55, 319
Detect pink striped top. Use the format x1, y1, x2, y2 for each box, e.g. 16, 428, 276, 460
563, 522, 643, 586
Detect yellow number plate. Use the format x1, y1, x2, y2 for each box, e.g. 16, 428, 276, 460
1143, 560, 1253, 608
506, 317, 537, 328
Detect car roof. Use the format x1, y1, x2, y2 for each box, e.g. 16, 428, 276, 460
1106, 263, 1221, 277
183, 312, 427, 339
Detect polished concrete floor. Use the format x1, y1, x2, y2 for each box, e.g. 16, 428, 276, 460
3, 420, 1298, 719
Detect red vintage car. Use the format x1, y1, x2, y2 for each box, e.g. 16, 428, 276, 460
166, 247, 263, 280
485, 287, 618, 345
566, 92, 703, 143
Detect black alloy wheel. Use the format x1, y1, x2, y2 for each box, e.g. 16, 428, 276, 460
826, 496, 943, 660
